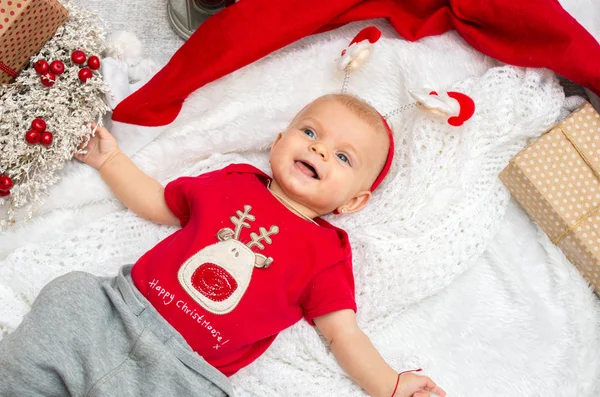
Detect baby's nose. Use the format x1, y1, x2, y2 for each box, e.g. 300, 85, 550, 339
310, 143, 329, 160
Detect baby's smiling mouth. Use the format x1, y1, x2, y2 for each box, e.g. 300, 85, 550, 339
295, 160, 320, 179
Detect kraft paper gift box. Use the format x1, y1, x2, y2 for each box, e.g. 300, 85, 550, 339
0, 0, 69, 84
499, 102, 600, 295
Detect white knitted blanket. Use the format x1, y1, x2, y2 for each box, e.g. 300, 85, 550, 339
1, 21, 599, 396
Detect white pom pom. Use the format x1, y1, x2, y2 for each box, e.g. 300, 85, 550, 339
128, 59, 160, 81
104, 31, 143, 66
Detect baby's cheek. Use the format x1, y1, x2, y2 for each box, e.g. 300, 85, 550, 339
327, 180, 353, 203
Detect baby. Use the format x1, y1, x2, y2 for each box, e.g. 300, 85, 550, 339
0, 94, 446, 397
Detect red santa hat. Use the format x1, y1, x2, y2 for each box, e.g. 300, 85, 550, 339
338, 26, 382, 72
409, 89, 476, 127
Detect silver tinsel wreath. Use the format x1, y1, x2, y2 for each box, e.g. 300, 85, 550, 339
0, 0, 110, 229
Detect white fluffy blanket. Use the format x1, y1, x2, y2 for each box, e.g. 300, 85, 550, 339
1, 21, 600, 396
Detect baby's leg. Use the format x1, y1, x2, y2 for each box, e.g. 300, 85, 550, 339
0, 271, 102, 396
0, 269, 233, 397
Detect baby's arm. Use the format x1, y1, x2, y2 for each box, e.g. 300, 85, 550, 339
314, 310, 446, 397
75, 124, 179, 226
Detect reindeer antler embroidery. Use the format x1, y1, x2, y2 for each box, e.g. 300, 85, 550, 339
230, 205, 255, 240
246, 226, 280, 250
216, 205, 279, 269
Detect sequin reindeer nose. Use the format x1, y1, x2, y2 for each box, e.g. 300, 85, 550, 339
178, 205, 279, 314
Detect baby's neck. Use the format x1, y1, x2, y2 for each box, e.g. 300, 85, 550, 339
267, 180, 320, 223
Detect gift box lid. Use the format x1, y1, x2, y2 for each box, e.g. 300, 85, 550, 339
510, 103, 600, 240
502, 102, 600, 294
0, 0, 69, 83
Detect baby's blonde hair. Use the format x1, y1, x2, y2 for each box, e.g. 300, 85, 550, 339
296, 93, 388, 139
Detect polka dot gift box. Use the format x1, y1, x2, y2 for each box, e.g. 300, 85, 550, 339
500, 102, 600, 296
0, 0, 68, 84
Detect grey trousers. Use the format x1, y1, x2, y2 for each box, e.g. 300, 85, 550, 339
0, 266, 234, 397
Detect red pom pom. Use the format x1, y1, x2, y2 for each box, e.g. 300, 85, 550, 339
31, 118, 46, 132
87, 56, 101, 70
49, 60, 65, 75
71, 50, 86, 65
25, 130, 41, 144
0, 175, 13, 191
34, 60, 49, 74
40, 71, 56, 87
40, 131, 54, 147
0, 190, 10, 197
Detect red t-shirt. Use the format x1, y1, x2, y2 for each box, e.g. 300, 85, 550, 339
131, 164, 356, 376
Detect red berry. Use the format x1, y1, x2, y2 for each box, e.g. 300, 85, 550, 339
49, 60, 65, 75
40, 131, 53, 147
31, 118, 46, 132
71, 50, 86, 65
0, 176, 13, 191
0, 190, 9, 197
34, 59, 49, 74
25, 130, 41, 144
78, 67, 93, 83
40, 71, 56, 87
87, 55, 100, 70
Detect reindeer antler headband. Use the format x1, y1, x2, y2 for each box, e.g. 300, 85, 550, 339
337, 26, 476, 191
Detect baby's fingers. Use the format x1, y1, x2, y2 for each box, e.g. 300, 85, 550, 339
73, 134, 91, 157
432, 386, 446, 397
73, 125, 97, 160
412, 389, 444, 397
420, 377, 446, 397
413, 392, 431, 397
73, 148, 88, 162
91, 122, 112, 139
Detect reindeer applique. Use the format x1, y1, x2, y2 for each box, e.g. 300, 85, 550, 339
178, 205, 279, 315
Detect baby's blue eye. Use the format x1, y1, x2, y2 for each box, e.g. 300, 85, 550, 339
303, 129, 315, 138
337, 153, 349, 163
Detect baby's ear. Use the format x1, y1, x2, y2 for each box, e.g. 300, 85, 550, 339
270, 132, 284, 149
337, 190, 371, 214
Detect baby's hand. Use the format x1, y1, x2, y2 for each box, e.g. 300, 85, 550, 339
394, 372, 446, 397
74, 123, 120, 170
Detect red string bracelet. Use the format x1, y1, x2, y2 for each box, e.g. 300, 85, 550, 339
390, 368, 422, 397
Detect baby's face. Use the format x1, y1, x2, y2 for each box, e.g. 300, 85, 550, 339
269, 99, 388, 216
